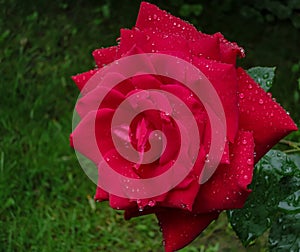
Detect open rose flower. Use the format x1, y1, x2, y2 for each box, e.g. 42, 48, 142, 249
70, 2, 297, 251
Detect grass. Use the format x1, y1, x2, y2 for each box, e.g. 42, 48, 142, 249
0, 0, 299, 251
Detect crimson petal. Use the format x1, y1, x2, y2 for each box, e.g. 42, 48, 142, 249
156, 209, 219, 252
193, 130, 254, 213
136, 2, 201, 41
237, 68, 298, 161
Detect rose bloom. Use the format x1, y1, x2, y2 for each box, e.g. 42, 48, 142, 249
71, 2, 297, 251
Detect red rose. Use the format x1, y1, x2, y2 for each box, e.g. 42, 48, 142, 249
71, 2, 297, 251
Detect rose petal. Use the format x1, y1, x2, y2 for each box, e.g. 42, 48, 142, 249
94, 186, 109, 202
76, 80, 125, 119
71, 108, 116, 164
92, 46, 118, 68
136, 2, 202, 41
156, 208, 219, 252
192, 57, 239, 142
237, 68, 298, 161
189, 35, 221, 61
119, 28, 190, 57
71, 69, 98, 91
213, 32, 245, 65
193, 130, 254, 213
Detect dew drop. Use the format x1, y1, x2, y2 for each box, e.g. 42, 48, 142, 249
263, 73, 269, 79
248, 84, 253, 89
153, 14, 157, 20
266, 80, 272, 87
242, 139, 247, 145
247, 158, 253, 165
239, 92, 245, 99
258, 98, 264, 105
181, 203, 187, 209
148, 200, 155, 207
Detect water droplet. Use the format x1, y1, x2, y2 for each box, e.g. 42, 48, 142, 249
181, 203, 187, 209
258, 99, 264, 104
244, 175, 248, 180
153, 14, 157, 20
148, 200, 155, 207
248, 84, 253, 89
263, 73, 269, 79
266, 80, 272, 87
106, 157, 110, 162
239, 92, 245, 99
242, 139, 247, 145
247, 158, 253, 165
148, 16, 152, 21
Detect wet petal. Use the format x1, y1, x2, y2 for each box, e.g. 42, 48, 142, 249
92, 46, 118, 68
189, 34, 221, 61
156, 209, 219, 252
193, 131, 254, 213
213, 32, 245, 64
71, 69, 98, 91
237, 68, 298, 161
192, 57, 239, 142
136, 2, 202, 41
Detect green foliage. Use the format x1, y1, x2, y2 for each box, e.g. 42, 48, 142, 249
208, 0, 300, 29
179, 4, 203, 17
291, 60, 300, 104
269, 213, 300, 251
228, 150, 300, 248
247, 66, 276, 92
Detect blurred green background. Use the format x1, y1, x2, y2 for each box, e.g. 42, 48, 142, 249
0, 0, 299, 251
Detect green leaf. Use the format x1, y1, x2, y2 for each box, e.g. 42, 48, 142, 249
247, 66, 276, 91
227, 150, 300, 246
269, 213, 300, 251
278, 190, 300, 214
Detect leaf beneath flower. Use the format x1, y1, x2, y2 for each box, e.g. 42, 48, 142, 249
227, 150, 300, 246
247, 66, 276, 92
